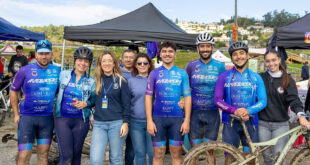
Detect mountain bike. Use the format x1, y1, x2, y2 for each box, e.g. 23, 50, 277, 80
182, 114, 310, 165
0, 77, 13, 126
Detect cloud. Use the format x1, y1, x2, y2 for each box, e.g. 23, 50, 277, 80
219, 14, 231, 21
0, 0, 128, 26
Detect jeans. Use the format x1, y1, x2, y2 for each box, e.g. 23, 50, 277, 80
125, 131, 135, 165
258, 120, 289, 165
90, 120, 127, 165
129, 120, 153, 165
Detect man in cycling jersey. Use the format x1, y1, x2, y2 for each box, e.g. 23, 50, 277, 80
145, 41, 192, 165
10, 40, 60, 165
186, 32, 226, 164
214, 41, 267, 165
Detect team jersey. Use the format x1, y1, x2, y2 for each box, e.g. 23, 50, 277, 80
186, 58, 226, 111
214, 68, 267, 126
60, 73, 84, 118
145, 65, 191, 117
11, 63, 60, 116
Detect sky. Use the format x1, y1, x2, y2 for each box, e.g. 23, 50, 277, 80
1, 0, 309, 27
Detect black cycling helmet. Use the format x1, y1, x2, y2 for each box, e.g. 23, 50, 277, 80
73, 46, 93, 77
228, 41, 248, 56
74, 46, 93, 61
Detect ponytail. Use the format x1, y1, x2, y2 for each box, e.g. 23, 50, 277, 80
279, 64, 290, 91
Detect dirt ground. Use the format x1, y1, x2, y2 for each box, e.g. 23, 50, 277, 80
0, 114, 308, 165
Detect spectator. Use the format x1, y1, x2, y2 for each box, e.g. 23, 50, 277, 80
7, 45, 28, 77
27, 51, 37, 64
301, 61, 309, 80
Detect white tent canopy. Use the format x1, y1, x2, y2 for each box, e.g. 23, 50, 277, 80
212, 50, 231, 63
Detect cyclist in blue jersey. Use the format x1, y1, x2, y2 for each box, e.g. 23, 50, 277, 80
145, 41, 192, 165
10, 40, 60, 165
54, 47, 95, 165
214, 41, 267, 165
186, 32, 226, 164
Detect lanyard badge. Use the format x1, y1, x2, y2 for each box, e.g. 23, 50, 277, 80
102, 97, 108, 110
101, 78, 115, 110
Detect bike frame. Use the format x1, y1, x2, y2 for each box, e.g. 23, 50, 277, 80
0, 80, 11, 112
236, 119, 306, 165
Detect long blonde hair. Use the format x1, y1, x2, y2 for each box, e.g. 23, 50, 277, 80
94, 51, 125, 94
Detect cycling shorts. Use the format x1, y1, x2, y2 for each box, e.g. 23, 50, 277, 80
152, 117, 184, 147
223, 118, 258, 153
18, 115, 54, 151
189, 110, 220, 145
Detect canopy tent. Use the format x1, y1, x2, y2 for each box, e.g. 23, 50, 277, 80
269, 13, 310, 49
212, 50, 231, 63
0, 17, 45, 42
63, 3, 196, 49
0, 45, 16, 56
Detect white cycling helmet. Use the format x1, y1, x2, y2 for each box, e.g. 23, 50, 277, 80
196, 32, 215, 45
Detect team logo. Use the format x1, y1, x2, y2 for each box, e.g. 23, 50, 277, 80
195, 66, 199, 72
277, 87, 284, 94
305, 32, 310, 43
53, 69, 57, 73
171, 71, 175, 75
159, 72, 164, 77
113, 83, 119, 89
47, 69, 51, 74
32, 71, 38, 76
177, 72, 181, 76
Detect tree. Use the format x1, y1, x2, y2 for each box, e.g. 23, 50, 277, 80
175, 18, 179, 24
223, 24, 233, 31
262, 9, 300, 28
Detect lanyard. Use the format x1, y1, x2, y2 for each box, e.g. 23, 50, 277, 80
102, 78, 115, 98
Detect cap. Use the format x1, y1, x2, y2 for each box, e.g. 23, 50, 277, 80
35, 40, 52, 53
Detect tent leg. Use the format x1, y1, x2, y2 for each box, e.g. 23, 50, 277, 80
61, 39, 66, 70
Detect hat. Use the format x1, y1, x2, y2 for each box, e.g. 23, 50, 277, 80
35, 40, 52, 53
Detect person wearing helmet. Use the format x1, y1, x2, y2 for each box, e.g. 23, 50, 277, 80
185, 32, 226, 164
54, 46, 96, 165
11, 40, 61, 165
214, 41, 267, 164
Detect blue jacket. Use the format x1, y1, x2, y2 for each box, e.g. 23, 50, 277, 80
55, 70, 96, 122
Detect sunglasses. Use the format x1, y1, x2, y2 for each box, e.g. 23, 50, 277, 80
137, 62, 149, 66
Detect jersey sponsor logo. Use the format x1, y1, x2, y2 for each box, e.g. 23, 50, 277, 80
27, 78, 58, 84
156, 79, 182, 85
224, 82, 253, 88
192, 75, 217, 80
47, 69, 51, 74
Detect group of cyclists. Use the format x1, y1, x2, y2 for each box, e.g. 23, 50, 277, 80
8, 31, 310, 165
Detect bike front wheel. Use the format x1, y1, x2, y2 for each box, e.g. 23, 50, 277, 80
289, 148, 310, 165
181, 141, 245, 165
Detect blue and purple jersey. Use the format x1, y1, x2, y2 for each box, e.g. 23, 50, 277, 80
11, 63, 60, 116
146, 65, 191, 117
186, 58, 226, 111
60, 72, 84, 118
214, 68, 267, 126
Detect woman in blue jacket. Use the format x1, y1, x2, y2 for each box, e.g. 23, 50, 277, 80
55, 47, 95, 165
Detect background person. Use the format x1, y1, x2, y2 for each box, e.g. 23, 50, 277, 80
259, 49, 310, 165
54, 47, 95, 165
301, 61, 309, 80
28, 51, 37, 64
128, 53, 154, 165
90, 51, 130, 165
8, 45, 28, 77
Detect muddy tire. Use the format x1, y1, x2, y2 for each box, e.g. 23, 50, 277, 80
181, 142, 245, 165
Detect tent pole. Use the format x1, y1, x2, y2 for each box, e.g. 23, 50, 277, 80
61, 39, 66, 70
